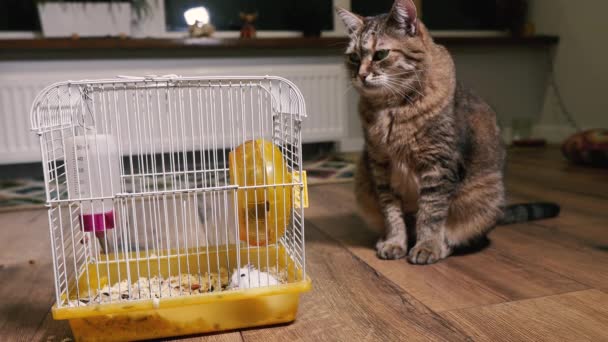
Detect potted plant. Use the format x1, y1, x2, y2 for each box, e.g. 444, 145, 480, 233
36, 0, 152, 38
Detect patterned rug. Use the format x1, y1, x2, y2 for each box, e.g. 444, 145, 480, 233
0, 178, 47, 212
303, 153, 358, 186
0, 153, 357, 212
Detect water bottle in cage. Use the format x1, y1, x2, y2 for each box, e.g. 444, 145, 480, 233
64, 129, 121, 254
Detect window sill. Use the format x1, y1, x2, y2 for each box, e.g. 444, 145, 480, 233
0, 36, 559, 60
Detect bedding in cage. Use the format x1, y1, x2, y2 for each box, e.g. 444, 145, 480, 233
30, 75, 311, 342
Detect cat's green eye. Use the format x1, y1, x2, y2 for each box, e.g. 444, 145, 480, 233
373, 50, 390, 61
348, 53, 360, 64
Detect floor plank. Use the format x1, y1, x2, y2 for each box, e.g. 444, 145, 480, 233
441, 289, 608, 342
2, 146, 607, 341
241, 223, 469, 341
171, 333, 244, 342
0, 262, 57, 342
0, 210, 48, 265
490, 225, 608, 291
307, 186, 589, 312
0, 210, 63, 342
507, 159, 608, 200
506, 179, 608, 218
506, 180, 608, 246
30, 311, 72, 342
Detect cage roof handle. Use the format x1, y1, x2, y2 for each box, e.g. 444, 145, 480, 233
31, 75, 308, 132
116, 74, 180, 81
77, 85, 96, 130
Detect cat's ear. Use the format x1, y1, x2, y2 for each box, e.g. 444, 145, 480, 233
336, 7, 363, 35
388, 0, 418, 36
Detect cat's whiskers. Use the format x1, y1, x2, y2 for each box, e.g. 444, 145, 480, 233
412, 69, 425, 93
384, 84, 405, 102
384, 77, 425, 99
386, 76, 423, 93
382, 69, 428, 99
382, 79, 415, 103
384, 83, 418, 104
383, 83, 398, 98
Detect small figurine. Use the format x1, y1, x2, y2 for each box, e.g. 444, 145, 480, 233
188, 21, 215, 38
185, 6, 215, 38
240, 12, 258, 39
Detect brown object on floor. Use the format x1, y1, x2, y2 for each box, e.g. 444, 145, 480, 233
2, 147, 608, 341
562, 129, 608, 167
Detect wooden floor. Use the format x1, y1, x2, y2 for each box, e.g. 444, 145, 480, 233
1, 147, 607, 341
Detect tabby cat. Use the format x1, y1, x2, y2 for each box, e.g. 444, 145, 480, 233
338, 0, 560, 264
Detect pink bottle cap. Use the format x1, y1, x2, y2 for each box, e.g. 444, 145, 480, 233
80, 211, 115, 232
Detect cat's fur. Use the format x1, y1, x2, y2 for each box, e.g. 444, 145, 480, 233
338, 0, 559, 264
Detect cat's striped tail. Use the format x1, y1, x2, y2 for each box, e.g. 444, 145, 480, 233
498, 203, 561, 225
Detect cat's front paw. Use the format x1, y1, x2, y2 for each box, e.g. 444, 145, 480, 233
408, 239, 449, 265
376, 237, 408, 260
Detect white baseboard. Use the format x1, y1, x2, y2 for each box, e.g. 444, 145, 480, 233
532, 124, 578, 144
339, 137, 364, 153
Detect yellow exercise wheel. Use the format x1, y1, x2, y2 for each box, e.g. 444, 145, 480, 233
229, 139, 293, 246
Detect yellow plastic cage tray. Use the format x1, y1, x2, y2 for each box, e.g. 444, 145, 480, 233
53, 246, 311, 342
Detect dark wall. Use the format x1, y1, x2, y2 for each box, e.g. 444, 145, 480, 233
165, 0, 333, 32
0, 0, 40, 31
351, 0, 506, 30
2, 0, 516, 33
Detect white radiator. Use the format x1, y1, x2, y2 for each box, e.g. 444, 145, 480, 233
0, 60, 348, 164
0, 81, 42, 163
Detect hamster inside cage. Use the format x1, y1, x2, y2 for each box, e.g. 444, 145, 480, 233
30, 75, 311, 341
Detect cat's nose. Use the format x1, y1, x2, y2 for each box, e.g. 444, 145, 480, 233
358, 72, 369, 82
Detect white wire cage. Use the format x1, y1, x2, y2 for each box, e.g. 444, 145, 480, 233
30, 75, 310, 340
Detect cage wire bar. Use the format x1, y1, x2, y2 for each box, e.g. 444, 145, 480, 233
31, 75, 307, 309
